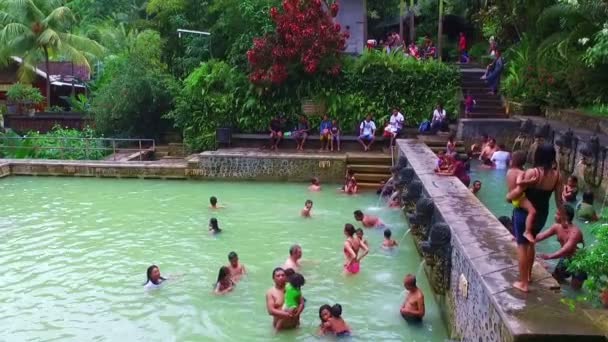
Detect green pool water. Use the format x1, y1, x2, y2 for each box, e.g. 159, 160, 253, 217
0, 177, 447, 341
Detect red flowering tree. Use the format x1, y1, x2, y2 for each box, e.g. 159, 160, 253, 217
247, 0, 349, 85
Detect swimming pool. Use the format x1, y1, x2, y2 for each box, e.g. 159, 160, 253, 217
0, 177, 447, 341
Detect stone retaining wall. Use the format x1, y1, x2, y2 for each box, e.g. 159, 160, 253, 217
187, 151, 346, 182
397, 139, 604, 342
0, 162, 9, 178
545, 108, 608, 136
4, 159, 187, 179
456, 118, 521, 150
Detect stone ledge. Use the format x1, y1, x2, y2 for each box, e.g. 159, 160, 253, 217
397, 138, 605, 341
198, 150, 347, 161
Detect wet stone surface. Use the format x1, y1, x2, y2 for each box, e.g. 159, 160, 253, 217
396, 139, 604, 342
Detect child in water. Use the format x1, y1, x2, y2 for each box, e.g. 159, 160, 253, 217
277, 271, 305, 330
562, 175, 578, 203
355, 228, 369, 250
209, 196, 224, 209
309, 177, 321, 192
208, 218, 222, 234
214, 266, 234, 295
322, 304, 351, 337
382, 229, 399, 249
506, 151, 537, 243
301, 200, 313, 217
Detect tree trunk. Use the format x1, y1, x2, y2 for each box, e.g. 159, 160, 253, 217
409, 0, 415, 44
44, 47, 51, 108
399, 0, 404, 43
437, 0, 444, 62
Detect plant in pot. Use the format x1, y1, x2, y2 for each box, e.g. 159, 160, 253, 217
6, 83, 45, 116
568, 216, 608, 308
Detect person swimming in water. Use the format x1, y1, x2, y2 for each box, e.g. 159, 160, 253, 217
309, 177, 321, 192
283, 244, 303, 272
322, 304, 351, 337
214, 266, 234, 295
318, 304, 333, 336
382, 229, 399, 249
209, 196, 224, 209
343, 224, 368, 275
354, 210, 384, 228
227, 251, 246, 282
208, 218, 222, 234
143, 265, 166, 290
301, 200, 313, 217
400, 274, 425, 323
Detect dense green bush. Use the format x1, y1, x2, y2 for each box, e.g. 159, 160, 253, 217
0, 126, 106, 160
569, 211, 608, 306
91, 30, 178, 139
169, 51, 459, 151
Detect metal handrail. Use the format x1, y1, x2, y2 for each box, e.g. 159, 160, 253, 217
0, 136, 156, 161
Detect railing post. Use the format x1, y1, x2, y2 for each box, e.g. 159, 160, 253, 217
139, 140, 143, 161
84, 139, 89, 160
112, 139, 116, 161
60, 137, 65, 159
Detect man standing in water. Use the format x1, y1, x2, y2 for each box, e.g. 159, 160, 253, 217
266, 267, 303, 330
400, 274, 425, 322
283, 244, 302, 272
536, 206, 587, 290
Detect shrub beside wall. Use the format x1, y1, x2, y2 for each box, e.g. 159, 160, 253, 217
168, 51, 460, 151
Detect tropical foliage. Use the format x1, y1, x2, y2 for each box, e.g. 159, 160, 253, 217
0, 0, 104, 106
0, 126, 106, 160
169, 50, 459, 151
569, 211, 608, 306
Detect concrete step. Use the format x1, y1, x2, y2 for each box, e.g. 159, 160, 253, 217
357, 181, 382, 189
347, 164, 392, 173
354, 172, 391, 182
346, 153, 392, 165
467, 112, 509, 118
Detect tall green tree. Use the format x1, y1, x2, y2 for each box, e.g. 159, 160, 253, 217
0, 0, 104, 107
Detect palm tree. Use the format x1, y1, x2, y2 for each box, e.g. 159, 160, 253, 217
0, 0, 105, 107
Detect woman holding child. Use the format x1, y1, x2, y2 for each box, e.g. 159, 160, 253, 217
507, 144, 564, 293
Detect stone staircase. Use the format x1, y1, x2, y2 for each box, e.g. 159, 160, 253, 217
460, 64, 507, 119
418, 135, 466, 155
346, 152, 392, 190
154, 143, 186, 160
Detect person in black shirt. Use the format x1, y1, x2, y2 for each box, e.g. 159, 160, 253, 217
269, 115, 283, 150
293, 115, 310, 151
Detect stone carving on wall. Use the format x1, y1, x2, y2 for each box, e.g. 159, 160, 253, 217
401, 180, 422, 212
407, 197, 434, 240
419, 222, 452, 294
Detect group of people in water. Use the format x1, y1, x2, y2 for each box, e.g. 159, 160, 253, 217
461, 133, 601, 293
143, 177, 426, 337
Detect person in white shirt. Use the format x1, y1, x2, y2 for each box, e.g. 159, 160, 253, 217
383, 108, 405, 146
430, 103, 447, 133
358, 114, 377, 151
490, 144, 511, 169
143, 265, 166, 290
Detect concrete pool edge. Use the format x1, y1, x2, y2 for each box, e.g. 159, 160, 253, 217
396, 139, 605, 342
0, 152, 347, 182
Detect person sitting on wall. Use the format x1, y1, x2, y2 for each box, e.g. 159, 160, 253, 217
435, 154, 471, 187
357, 114, 377, 152
269, 115, 284, 151
430, 103, 448, 133
319, 114, 333, 152
400, 274, 425, 323
293, 115, 310, 152
383, 108, 405, 147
